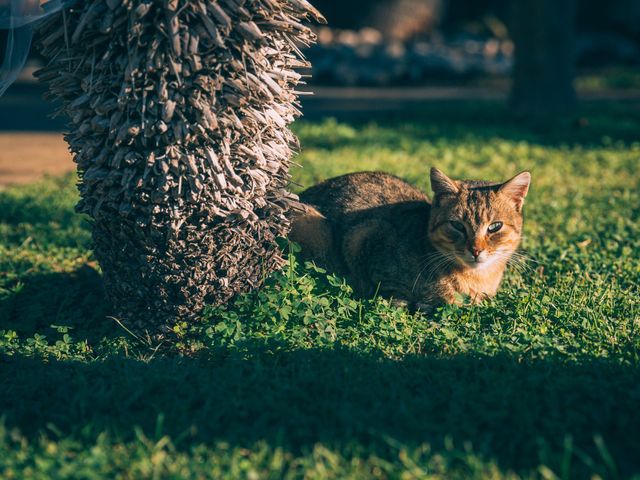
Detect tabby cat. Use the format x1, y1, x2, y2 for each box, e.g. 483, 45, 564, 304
289, 168, 531, 310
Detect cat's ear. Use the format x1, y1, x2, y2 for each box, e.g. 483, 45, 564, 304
430, 167, 459, 196
499, 171, 531, 210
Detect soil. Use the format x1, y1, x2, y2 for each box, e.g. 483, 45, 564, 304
0, 133, 73, 186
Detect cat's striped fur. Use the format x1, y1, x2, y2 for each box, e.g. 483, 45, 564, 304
289, 168, 531, 310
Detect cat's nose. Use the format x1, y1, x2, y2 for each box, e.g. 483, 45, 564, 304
470, 248, 482, 259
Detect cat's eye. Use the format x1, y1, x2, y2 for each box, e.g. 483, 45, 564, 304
488, 221, 503, 233
450, 221, 466, 232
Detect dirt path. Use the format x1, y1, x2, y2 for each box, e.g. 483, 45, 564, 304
0, 133, 72, 186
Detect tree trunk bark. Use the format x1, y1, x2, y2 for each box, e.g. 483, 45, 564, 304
510, 0, 577, 117
36, 0, 324, 335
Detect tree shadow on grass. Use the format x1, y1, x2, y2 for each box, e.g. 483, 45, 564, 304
0, 265, 120, 343
1, 344, 639, 477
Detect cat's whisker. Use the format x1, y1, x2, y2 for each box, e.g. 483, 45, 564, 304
415, 252, 447, 270
421, 254, 456, 286
413, 255, 453, 292
507, 252, 539, 270
417, 251, 443, 261
507, 260, 529, 274
512, 253, 541, 266
411, 252, 454, 293
492, 251, 536, 277
510, 261, 535, 274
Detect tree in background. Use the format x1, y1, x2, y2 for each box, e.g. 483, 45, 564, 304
36, 0, 324, 334
510, 0, 577, 117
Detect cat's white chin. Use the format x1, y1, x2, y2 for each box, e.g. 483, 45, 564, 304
463, 261, 491, 270
459, 254, 497, 269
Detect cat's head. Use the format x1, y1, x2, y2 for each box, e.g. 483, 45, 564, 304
428, 167, 531, 269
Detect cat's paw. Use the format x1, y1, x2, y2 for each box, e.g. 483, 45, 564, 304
411, 302, 434, 315
389, 298, 410, 309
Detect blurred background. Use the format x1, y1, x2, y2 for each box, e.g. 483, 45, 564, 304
310, 0, 640, 88
0, 0, 639, 184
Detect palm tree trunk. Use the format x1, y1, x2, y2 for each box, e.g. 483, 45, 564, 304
36, 0, 324, 334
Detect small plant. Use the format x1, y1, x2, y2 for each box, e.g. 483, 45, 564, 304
199, 243, 362, 349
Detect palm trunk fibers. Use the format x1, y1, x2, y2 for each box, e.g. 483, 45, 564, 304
36, 0, 324, 332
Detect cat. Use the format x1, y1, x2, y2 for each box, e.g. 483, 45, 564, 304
289, 168, 531, 311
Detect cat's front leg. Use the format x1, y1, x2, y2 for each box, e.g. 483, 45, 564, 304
469, 291, 492, 304
389, 297, 411, 310
370, 284, 412, 309
411, 301, 435, 315
289, 204, 333, 266
414, 280, 459, 312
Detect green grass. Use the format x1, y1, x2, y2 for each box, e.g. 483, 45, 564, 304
1, 102, 640, 479
576, 68, 640, 91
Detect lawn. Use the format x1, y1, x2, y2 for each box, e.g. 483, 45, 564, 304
1, 103, 639, 479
